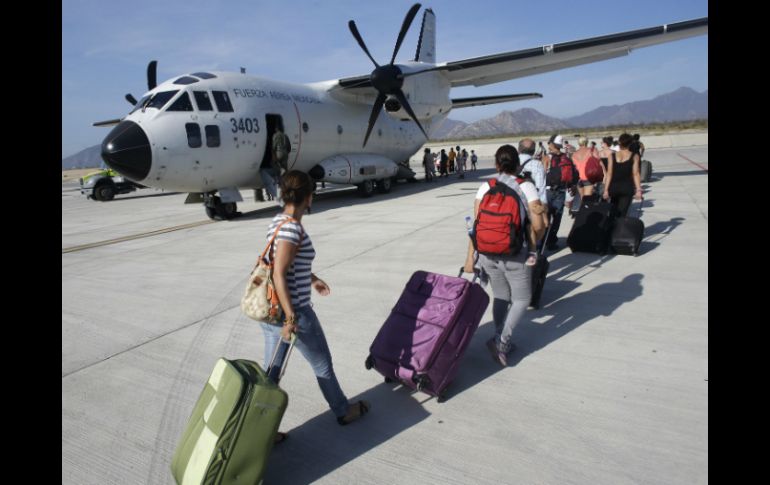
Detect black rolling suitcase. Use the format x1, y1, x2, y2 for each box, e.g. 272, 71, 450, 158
640, 160, 653, 182
530, 223, 552, 309
567, 198, 614, 254
610, 200, 645, 255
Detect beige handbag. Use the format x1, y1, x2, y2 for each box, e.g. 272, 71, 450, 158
241, 218, 301, 323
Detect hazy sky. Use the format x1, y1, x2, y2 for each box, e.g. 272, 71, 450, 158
62, 0, 707, 158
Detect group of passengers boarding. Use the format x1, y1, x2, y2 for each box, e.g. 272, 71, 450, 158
254, 132, 642, 442
461, 133, 643, 365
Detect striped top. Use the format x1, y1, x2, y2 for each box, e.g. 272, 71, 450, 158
266, 214, 315, 309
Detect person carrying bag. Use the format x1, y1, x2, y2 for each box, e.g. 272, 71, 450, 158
241, 218, 302, 323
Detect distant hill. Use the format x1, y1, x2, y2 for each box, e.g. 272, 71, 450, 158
564, 87, 708, 128
62, 144, 102, 170
431, 108, 570, 140
430, 118, 468, 139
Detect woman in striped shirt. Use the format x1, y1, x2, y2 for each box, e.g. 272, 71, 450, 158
263, 170, 370, 436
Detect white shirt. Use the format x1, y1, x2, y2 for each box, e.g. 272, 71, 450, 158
518, 154, 548, 205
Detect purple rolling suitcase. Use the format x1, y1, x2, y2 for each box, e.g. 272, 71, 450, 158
365, 269, 489, 401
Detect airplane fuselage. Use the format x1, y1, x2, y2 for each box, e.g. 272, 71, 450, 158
112, 68, 451, 193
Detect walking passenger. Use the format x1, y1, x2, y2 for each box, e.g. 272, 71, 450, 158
260, 171, 371, 436
470, 150, 478, 171
422, 148, 435, 182
463, 145, 546, 366
603, 133, 643, 217
543, 134, 578, 250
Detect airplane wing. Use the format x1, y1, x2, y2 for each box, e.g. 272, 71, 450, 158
331, 17, 706, 95
452, 93, 542, 109
440, 18, 707, 87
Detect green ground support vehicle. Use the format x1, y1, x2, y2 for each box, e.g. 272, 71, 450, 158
80, 168, 145, 201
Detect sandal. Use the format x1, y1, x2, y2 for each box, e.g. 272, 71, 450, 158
337, 400, 371, 426
274, 431, 288, 445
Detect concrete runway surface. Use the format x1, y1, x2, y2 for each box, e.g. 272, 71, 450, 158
62, 144, 707, 484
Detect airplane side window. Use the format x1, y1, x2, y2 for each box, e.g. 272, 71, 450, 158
167, 92, 194, 112
191, 72, 217, 79
186, 123, 202, 148
173, 76, 199, 85
212, 91, 234, 112
193, 91, 213, 111
205, 125, 220, 147
145, 90, 179, 110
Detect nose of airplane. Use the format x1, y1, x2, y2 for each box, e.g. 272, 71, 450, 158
101, 121, 152, 181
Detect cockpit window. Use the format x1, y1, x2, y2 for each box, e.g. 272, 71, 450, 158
144, 90, 179, 110
174, 76, 199, 85
167, 92, 194, 112
212, 91, 234, 112
192, 72, 217, 79
193, 91, 213, 111
129, 95, 152, 114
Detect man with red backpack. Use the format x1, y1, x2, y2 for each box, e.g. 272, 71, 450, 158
463, 145, 546, 366
542, 134, 579, 251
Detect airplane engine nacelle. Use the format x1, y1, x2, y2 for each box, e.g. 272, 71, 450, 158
308, 154, 398, 185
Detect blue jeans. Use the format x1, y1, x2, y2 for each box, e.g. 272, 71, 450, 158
260, 305, 349, 418
545, 189, 566, 248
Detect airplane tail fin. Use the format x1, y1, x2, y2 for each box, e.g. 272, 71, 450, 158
414, 8, 435, 64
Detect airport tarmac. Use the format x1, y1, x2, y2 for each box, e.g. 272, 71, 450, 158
62, 145, 708, 484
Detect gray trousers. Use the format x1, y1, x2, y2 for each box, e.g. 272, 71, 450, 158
478, 254, 532, 353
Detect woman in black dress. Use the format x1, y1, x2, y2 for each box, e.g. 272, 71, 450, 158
602, 133, 643, 217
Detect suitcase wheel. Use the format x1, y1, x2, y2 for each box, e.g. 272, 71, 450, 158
437, 391, 448, 403
364, 355, 374, 370
414, 374, 431, 392
384, 376, 394, 384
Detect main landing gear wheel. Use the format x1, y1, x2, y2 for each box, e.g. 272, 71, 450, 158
205, 196, 239, 220
377, 178, 392, 194
358, 179, 374, 197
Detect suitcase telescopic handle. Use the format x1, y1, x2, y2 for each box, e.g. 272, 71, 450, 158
267, 333, 296, 382
458, 267, 480, 283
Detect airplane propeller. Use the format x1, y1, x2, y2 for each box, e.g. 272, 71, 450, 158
348, 3, 428, 147
123, 60, 158, 106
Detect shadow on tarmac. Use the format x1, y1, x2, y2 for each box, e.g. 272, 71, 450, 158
507, 273, 645, 365
652, 170, 708, 180
264, 383, 431, 484
101, 191, 182, 202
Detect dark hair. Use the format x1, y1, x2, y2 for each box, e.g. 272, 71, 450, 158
494, 144, 520, 174
618, 133, 634, 149
633, 133, 640, 141
280, 170, 314, 205
424, 148, 430, 153
602, 136, 614, 145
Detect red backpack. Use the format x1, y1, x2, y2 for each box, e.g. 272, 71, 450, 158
472, 178, 527, 256
584, 155, 604, 184
546, 153, 579, 188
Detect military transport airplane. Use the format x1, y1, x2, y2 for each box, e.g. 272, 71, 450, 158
95, 4, 707, 220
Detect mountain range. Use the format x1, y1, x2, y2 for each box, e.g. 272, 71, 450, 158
63, 87, 707, 169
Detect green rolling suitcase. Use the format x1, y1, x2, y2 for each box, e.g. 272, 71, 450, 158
171, 336, 295, 484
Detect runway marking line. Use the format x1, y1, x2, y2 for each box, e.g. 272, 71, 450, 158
62, 219, 216, 253
677, 153, 708, 172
